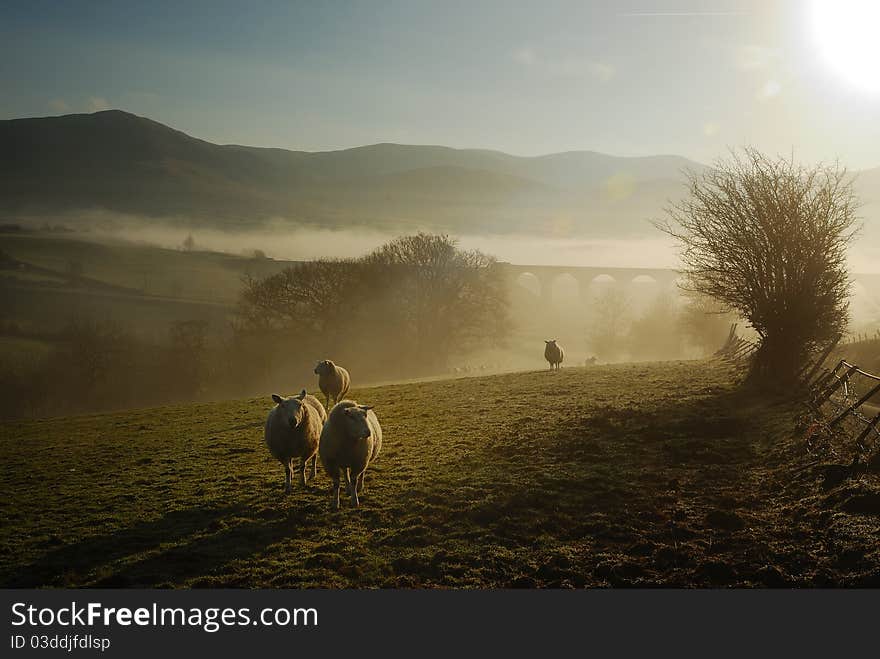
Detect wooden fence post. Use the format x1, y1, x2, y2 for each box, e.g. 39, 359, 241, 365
855, 410, 880, 449
800, 336, 841, 387
828, 380, 880, 428
810, 360, 844, 404
813, 363, 859, 407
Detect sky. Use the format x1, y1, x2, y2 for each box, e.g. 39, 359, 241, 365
2, 0, 879, 169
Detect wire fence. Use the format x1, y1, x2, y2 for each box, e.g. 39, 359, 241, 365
799, 338, 880, 460
713, 324, 880, 460
842, 329, 880, 346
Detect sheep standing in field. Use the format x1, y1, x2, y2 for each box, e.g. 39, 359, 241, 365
314, 359, 351, 410
319, 400, 382, 510
544, 339, 564, 370
264, 389, 327, 493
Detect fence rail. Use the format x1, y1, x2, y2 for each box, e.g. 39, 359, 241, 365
713, 322, 757, 366
802, 344, 880, 455
712, 325, 880, 457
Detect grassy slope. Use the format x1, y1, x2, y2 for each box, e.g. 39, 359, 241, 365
2, 361, 879, 588
0, 233, 286, 303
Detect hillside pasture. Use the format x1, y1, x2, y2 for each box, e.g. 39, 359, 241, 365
2, 361, 880, 588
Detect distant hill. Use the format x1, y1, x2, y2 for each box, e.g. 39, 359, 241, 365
1, 110, 876, 238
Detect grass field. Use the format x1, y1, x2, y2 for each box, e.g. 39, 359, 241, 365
2, 360, 880, 588
0, 232, 282, 302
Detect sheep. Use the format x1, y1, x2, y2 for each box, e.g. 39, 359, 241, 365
319, 400, 382, 510
264, 389, 327, 493
314, 359, 351, 410
544, 339, 564, 370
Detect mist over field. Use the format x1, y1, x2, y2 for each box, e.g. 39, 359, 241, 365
11, 209, 880, 273
37, 213, 679, 268
3, 0, 880, 596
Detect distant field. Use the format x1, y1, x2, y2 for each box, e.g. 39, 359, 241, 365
0, 231, 290, 302
0, 336, 52, 366
2, 360, 879, 588
0, 231, 286, 342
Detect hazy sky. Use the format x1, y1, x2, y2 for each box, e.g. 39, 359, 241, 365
2, 0, 878, 168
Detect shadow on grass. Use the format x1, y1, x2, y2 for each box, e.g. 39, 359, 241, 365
5, 384, 799, 588
4, 500, 328, 587
460, 385, 797, 586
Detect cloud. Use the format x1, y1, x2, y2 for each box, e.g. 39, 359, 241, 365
47, 98, 70, 113
511, 47, 615, 82
621, 11, 745, 17
86, 96, 111, 112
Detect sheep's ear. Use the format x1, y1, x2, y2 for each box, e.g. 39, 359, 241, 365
544, 340, 550, 344
298, 389, 307, 399
271, 394, 283, 405
361, 405, 374, 411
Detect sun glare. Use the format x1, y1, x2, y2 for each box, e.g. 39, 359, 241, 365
811, 0, 880, 95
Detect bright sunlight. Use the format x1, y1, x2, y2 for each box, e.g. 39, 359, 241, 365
811, 0, 880, 94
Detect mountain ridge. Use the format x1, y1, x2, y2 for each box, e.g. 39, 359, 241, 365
1, 110, 876, 238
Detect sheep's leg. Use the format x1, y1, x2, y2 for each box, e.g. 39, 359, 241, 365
343, 468, 359, 507
299, 457, 307, 487
312, 455, 318, 481
331, 471, 341, 511
283, 461, 292, 494
356, 471, 365, 494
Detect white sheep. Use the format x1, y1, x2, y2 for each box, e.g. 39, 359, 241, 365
319, 400, 382, 510
314, 359, 351, 410
264, 389, 327, 493
544, 339, 564, 370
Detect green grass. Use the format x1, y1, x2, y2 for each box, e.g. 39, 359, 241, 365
2, 360, 879, 588
0, 336, 53, 365
0, 232, 288, 303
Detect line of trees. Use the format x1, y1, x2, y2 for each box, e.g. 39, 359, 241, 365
0, 318, 212, 419
236, 232, 509, 381
580, 288, 736, 363
0, 233, 510, 418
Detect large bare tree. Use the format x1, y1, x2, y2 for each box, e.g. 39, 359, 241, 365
238, 233, 509, 376
658, 148, 860, 382
363, 233, 508, 370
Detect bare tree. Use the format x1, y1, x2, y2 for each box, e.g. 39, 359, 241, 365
237, 233, 509, 376
167, 320, 210, 399
363, 233, 508, 370
238, 258, 364, 339
657, 148, 860, 382
587, 287, 631, 360
677, 292, 738, 356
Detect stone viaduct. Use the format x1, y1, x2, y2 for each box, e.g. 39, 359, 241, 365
496, 261, 680, 303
